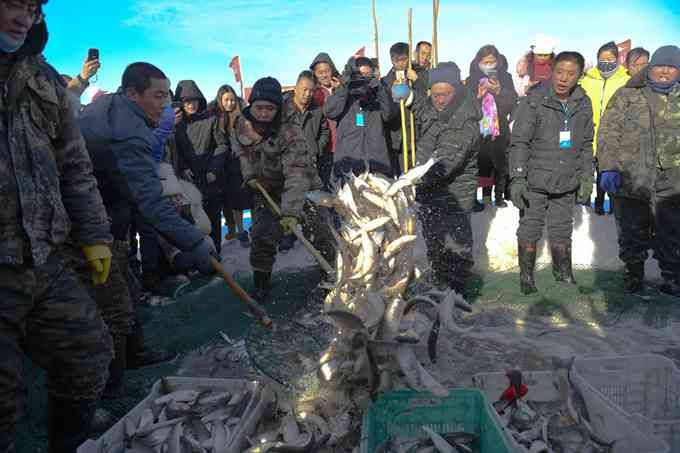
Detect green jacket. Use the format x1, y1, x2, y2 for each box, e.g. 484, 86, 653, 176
598, 71, 680, 201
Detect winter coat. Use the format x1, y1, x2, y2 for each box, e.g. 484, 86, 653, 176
279, 94, 330, 217
411, 87, 482, 211
324, 75, 396, 177
174, 80, 225, 198
509, 82, 594, 194
79, 92, 204, 252
312, 85, 337, 154
580, 65, 630, 153
598, 71, 680, 201
0, 22, 111, 266
466, 52, 518, 139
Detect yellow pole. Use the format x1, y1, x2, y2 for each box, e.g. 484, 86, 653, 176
408, 8, 416, 168
400, 99, 409, 173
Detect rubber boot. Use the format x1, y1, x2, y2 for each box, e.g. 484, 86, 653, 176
620, 262, 644, 294
551, 241, 577, 284
518, 240, 538, 295
660, 272, 680, 298
102, 335, 126, 400
495, 189, 508, 208
253, 271, 272, 304
48, 397, 97, 453
126, 311, 176, 369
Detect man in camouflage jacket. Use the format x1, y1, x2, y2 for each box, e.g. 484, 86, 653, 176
598, 45, 680, 295
0, 4, 113, 451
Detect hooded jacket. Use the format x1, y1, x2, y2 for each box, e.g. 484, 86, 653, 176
580, 65, 630, 153
0, 19, 112, 266
310, 53, 339, 154
174, 80, 225, 197
509, 82, 594, 194
78, 93, 204, 251
598, 70, 680, 201
466, 51, 518, 139
324, 60, 397, 177
411, 87, 482, 211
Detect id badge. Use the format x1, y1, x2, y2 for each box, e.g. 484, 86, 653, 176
356, 112, 365, 127
559, 130, 572, 149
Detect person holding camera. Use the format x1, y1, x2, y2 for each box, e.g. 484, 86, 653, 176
324, 56, 396, 179
467, 45, 518, 210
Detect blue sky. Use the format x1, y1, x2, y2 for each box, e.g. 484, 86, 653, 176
43, 0, 680, 102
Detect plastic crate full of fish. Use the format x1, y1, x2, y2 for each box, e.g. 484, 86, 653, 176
473, 368, 670, 453
77, 376, 273, 453
571, 354, 680, 452
360, 389, 513, 453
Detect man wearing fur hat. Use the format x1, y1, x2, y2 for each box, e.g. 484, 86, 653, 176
598, 45, 680, 296
0, 1, 115, 450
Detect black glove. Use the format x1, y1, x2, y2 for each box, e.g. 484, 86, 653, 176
190, 238, 217, 275
509, 178, 530, 210
368, 78, 381, 90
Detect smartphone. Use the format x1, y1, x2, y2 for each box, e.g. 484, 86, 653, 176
87, 48, 99, 62
487, 68, 498, 81
171, 101, 183, 109
396, 70, 406, 82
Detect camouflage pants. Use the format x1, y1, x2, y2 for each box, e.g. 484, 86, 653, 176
0, 251, 113, 439
419, 195, 474, 289
614, 169, 680, 278
518, 190, 576, 243
250, 194, 335, 273
70, 241, 135, 337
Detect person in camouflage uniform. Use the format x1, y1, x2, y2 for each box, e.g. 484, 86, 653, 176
0, 3, 114, 452
598, 45, 680, 296
408, 62, 481, 294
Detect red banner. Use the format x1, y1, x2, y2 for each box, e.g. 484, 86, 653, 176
229, 56, 242, 83
617, 39, 632, 66
353, 46, 366, 59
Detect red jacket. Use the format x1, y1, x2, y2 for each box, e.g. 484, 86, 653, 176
312, 86, 337, 153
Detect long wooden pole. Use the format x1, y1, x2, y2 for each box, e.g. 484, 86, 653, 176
432, 0, 439, 68
211, 258, 272, 327
253, 182, 334, 275
372, 0, 380, 71
408, 8, 416, 168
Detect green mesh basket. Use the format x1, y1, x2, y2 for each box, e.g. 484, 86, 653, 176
361, 389, 512, 453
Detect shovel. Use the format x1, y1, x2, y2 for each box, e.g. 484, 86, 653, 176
211, 257, 272, 328
253, 181, 334, 275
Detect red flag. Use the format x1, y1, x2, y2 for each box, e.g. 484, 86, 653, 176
353, 46, 366, 59
229, 56, 242, 83
617, 39, 632, 66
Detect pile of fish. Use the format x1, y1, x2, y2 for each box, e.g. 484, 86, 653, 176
375, 429, 479, 453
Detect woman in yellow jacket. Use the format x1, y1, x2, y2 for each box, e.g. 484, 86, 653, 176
580, 41, 630, 214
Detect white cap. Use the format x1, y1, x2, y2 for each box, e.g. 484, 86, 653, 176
531, 33, 557, 55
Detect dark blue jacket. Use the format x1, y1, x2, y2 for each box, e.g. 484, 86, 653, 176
78, 93, 204, 251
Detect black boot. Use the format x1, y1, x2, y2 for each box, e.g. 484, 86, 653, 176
551, 241, 577, 284
495, 191, 508, 208
518, 241, 538, 295
660, 272, 680, 298
126, 312, 176, 369
252, 271, 272, 303
48, 397, 97, 453
102, 335, 126, 400
624, 262, 644, 294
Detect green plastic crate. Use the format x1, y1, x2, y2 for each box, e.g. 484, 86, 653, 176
361, 389, 513, 453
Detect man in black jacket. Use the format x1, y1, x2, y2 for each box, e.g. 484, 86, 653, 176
324, 56, 396, 178
411, 62, 482, 294
509, 52, 594, 294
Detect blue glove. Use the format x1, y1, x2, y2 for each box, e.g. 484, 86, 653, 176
190, 238, 217, 275
599, 171, 621, 193
391, 83, 411, 102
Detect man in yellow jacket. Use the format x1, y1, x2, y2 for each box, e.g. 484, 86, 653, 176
580, 41, 630, 214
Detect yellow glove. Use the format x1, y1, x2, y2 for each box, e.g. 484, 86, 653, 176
82, 245, 112, 286
280, 216, 298, 235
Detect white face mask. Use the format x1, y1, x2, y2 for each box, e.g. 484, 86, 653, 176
0, 31, 25, 53
479, 63, 497, 76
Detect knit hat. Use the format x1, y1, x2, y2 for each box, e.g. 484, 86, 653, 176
428, 62, 462, 89
531, 33, 557, 55
249, 77, 283, 106
597, 41, 619, 59
649, 45, 680, 70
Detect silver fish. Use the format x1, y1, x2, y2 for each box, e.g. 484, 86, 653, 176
366, 173, 392, 194
384, 158, 438, 198
154, 390, 200, 407
305, 190, 337, 208
325, 309, 367, 332
348, 216, 391, 241
421, 426, 456, 453
350, 230, 375, 280
439, 291, 474, 335
280, 415, 300, 444
383, 235, 417, 261
211, 421, 229, 453
396, 345, 449, 397
166, 421, 183, 453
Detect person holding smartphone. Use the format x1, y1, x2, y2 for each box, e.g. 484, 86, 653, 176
64, 48, 101, 98
466, 45, 518, 210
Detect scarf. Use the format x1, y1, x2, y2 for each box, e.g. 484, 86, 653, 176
532, 60, 553, 82
646, 73, 680, 95
479, 78, 500, 140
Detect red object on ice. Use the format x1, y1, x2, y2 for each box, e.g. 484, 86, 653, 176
500, 383, 528, 403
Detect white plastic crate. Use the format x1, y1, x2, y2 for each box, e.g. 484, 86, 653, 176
473, 369, 669, 453
572, 354, 680, 452
77, 376, 272, 453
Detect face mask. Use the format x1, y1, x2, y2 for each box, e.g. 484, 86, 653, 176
597, 61, 618, 77
479, 63, 497, 76
0, 31, 25, 53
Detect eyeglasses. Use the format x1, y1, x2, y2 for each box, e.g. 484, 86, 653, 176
1, 0, 44, 24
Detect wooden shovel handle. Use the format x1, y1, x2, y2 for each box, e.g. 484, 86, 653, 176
211, 258, 272, 328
